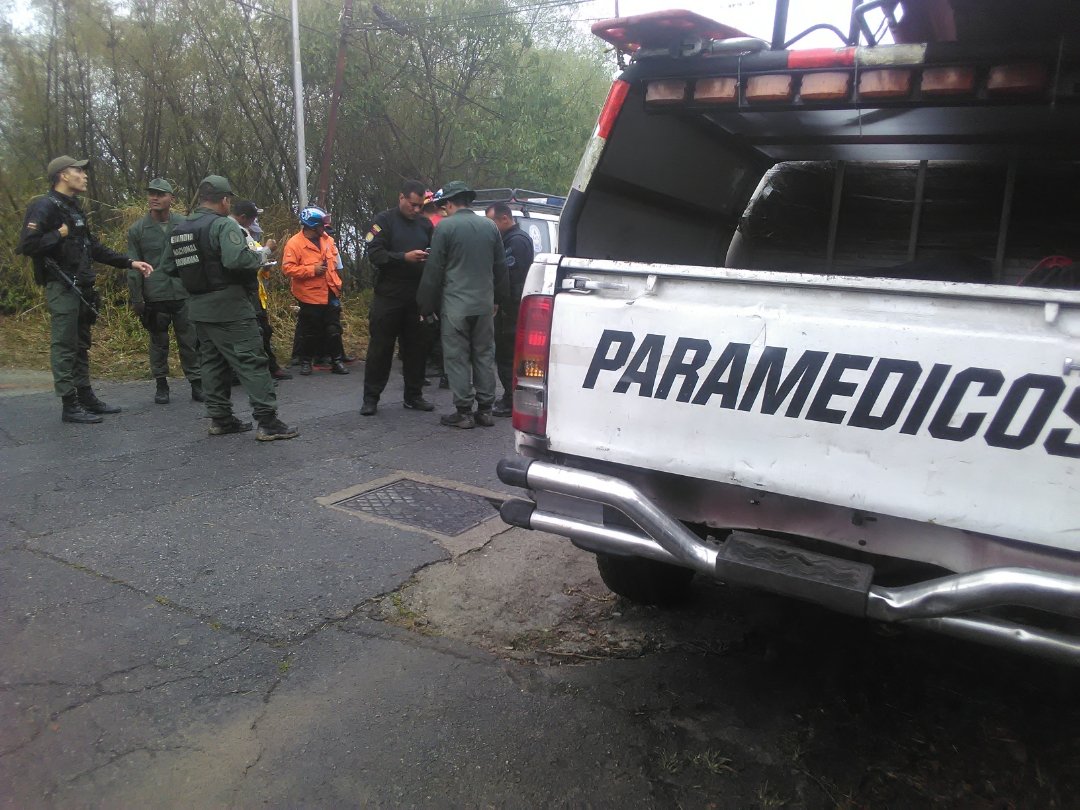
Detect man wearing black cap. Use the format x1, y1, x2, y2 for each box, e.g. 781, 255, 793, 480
164, 175, 298, 441
16, 155, 154, 424
417, 181, 509, 429
127, 178, 203, 405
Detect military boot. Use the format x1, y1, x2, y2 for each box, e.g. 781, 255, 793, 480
330, 358, 350, 375
190, 380, 206, 402
440, 408, 475, 429
61, 393, 103, 424
208, 415, 252, 436
474, 408, 496, 428
256, 416, 299, 442
77, 386, 121, 414
299, 358, 313, 376
154, 377, 170, 405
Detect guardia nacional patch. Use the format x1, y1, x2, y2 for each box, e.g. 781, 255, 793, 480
227, 229, 243, 246
364, 223, 381, 243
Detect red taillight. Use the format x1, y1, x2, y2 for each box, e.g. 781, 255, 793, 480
512, 294, 554, 435
597, 80, 630, 140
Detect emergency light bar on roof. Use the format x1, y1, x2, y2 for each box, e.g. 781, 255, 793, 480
592, 9, 750, 53
473, 188, 566, 213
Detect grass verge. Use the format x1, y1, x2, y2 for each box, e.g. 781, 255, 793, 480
0, 287, 373, 380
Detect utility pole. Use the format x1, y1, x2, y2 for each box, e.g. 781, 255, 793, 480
317, 0, 354, 209
290, 0, 309, 208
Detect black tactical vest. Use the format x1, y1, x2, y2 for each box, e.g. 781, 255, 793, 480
170, 213, 229, 294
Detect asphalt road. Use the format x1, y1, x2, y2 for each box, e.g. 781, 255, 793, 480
2, 365, 1079, 808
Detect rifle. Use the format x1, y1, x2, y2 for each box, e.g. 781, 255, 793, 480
44, 257, 100, 319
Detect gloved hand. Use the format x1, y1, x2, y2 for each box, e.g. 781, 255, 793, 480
132, 301, 146, 316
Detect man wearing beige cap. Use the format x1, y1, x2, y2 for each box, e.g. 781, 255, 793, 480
127, 178, 202, 405
15, 155, 154, 424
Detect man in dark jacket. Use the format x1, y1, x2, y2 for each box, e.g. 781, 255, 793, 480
485, 203, 535, 416
16, 155, 154, 424
360, 179, 435, 416
418, 181, 509, 429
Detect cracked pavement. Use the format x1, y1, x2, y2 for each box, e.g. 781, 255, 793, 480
2, 366, 1079, 808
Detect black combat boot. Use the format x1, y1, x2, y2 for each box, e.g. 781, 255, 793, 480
256, 416, 299, 441
330, 358, 350, 375
61, 393, 103, 424
77, 386, 121, 414
492, 396, 513, 417
403, 396, 434, 411
440, 408, 475, 429
190, 380, 205, 402
154, 377, 170, 405
360, 399, 378, 416
474, 408, 496, 428
299, 358, 313, 376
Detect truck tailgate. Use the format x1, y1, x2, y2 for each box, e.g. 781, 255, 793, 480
545, 260, 1080, 550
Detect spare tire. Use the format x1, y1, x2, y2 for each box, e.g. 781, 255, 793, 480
595, 553, 694, 605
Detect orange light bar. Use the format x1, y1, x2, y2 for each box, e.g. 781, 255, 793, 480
920, 66, 976, 95
645, 80, 687, 104
746, 74, 793, 103
694, 77, 738, 103
800, 72, 850, 101
858, 69, 912, 98
788, 48, 856, 69
987, 63, 1047, 95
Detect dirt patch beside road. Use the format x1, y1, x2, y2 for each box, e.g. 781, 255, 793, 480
371, 524, 1080, 807
368, 528, 751, 663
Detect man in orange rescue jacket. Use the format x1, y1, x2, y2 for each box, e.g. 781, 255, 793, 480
282, 206, 349, 376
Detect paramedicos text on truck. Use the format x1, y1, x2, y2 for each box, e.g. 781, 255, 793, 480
497, 0, 1080, 664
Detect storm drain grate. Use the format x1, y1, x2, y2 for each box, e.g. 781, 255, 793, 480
333, 478, 500, 536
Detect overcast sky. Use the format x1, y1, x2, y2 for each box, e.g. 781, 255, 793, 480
578, 0, 867, 49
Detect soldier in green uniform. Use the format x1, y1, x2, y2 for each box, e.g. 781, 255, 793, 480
417, 181, 509, 429
127, 178, 203, 405
15, 155, 155, 424
165, 175, 298, 441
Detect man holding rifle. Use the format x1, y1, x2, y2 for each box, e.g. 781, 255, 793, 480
16, 155, 154, 424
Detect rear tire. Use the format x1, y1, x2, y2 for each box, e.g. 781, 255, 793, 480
595, 553, 695, 605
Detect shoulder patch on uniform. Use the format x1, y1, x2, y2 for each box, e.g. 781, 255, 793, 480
26, 222, 38, 230
227, 229, 243, 246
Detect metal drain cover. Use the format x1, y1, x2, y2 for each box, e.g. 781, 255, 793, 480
332, 478, 499, 536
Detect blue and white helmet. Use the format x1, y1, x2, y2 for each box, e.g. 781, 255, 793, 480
299, 206, 328, 228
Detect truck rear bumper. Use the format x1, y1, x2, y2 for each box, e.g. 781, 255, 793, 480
498, 456, 1080, 666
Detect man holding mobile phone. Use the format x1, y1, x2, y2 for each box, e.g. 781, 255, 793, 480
359, 179, 435, 416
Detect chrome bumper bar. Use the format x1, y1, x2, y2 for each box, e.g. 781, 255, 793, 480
497, 457, 1080, 666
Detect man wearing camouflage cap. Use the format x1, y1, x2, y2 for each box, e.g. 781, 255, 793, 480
164, 175, 298, 441
127, 178, 202, 405
15, 155, 154, 424
417, 181, 510, 429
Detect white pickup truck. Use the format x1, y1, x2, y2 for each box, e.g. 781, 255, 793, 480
497, 2, 1080, 664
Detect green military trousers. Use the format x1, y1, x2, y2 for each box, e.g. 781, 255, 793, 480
46, 280, 94, 399
441, 311, 497, 411
147, 300, 200, 382
194, 319, 277, 421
